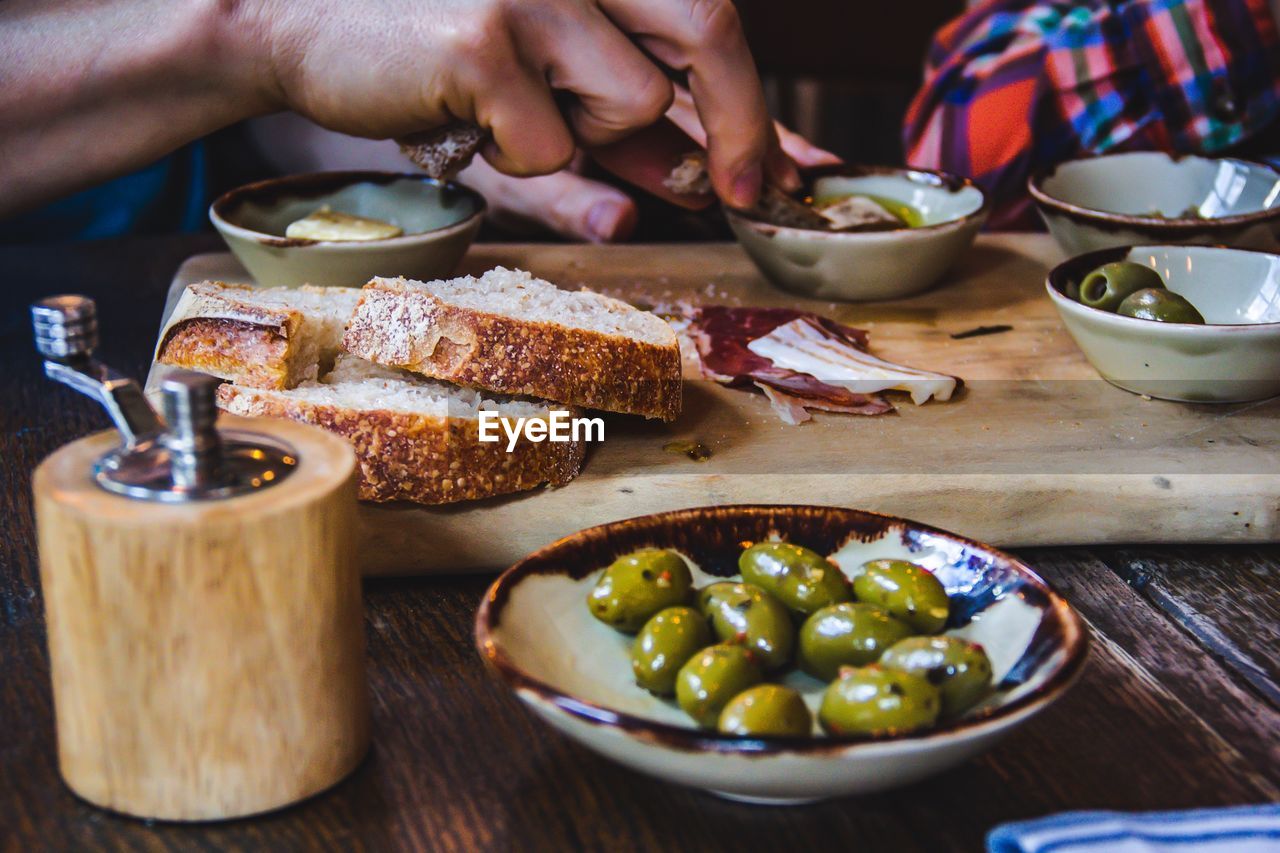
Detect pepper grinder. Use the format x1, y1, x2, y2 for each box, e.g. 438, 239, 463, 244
30, 295, 369, 821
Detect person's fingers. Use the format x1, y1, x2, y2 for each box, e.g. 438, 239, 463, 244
588, 119, 716, 210
459, 156, 638, 242
666, 84, 837, 179
476, 70, 577, 176
664, 83, 798, 192
598, 0, 769, 207
514, 3, 674, 148
760, 126, 801, 193
664, 85, 707, 146
775, 123, 843, 168
445, 23, 576, 176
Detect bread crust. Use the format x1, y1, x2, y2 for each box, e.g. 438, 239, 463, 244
155, 282, 299, 388
217, 385, 586, 505
343, 280, 683, 421
156, 281, 361, 389
159, 318, 296, 389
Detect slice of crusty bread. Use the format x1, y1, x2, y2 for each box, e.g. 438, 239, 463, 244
343, 267, 682, 421
217, 354, 585, 505
156, 281, 362, 390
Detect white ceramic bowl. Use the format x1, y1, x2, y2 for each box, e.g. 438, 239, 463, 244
725, 166, 988, 302
1048, 245, 1280, 403
210, 171, 485, 287
476, 505, 1086, 805
1029, 152, 1280, 256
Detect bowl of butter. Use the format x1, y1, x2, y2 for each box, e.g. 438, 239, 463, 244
210, 171, 486, 287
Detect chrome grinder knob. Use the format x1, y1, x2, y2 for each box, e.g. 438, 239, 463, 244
159, 371, 224, 490
31, 295, 99, 360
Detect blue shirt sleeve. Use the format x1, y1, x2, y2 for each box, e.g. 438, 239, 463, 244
2, 141, 207, 244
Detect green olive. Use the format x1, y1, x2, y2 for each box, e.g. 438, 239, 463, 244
675, 643, 764, 728
797, 602, 913, 681
852, 560, 950, 634
1116, 288, 1205, 324
818, 665, 941, 736
738, 542, 853, 615
587, 548, 693, 632
717, 684, 813, 737
631, 607, 713, 696
697, 581, 794, 671
879, 636, 993, 717
1078, 261, 1165, 312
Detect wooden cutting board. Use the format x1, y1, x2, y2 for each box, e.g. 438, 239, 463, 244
155, 236, 1280, 574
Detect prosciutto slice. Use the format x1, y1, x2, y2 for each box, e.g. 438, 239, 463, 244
748, 319, 958, 405
689, 306, 959, 424
689, 306, 892, 423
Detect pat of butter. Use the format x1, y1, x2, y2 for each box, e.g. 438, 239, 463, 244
285, 206, 403, 241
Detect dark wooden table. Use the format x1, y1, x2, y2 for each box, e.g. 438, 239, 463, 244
2, 236, 1277, 852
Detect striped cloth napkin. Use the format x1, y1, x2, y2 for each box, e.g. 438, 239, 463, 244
988, 805, 1280, 852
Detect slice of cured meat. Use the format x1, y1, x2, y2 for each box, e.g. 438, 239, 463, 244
747, 318, 959, 405
689, 306, 892, 423
689, 306, 960, 424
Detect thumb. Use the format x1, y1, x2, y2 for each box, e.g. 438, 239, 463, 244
775, 123, 842, 168
458, 157, 637, 243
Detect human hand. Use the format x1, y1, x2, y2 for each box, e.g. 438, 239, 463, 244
457, 88, 841, 242
242, 0, 787, 206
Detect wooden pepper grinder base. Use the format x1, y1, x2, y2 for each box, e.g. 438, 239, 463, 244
34, 414, 369, 822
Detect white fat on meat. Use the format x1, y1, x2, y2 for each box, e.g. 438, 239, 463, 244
756, 384, 814, 425
747, 319, 957, 405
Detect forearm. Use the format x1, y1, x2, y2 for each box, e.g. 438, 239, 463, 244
3, 0, 782, 225
0, 0, 274, 216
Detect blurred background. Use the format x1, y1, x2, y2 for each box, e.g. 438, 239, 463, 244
741, 0, 962, 163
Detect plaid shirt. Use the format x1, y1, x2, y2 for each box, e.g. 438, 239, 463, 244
904, 0, 1280, 227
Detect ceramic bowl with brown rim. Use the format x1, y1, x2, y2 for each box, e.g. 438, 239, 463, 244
1047, 244, 1280, 402
1029, 152, 1280, 256
475, 505, 1086, 805
210, 171, 485, 287
724, 166, 989, 302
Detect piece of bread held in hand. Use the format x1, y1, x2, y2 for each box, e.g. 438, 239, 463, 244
156, 281, 361, 390
343, 268, 683, 421
665, 150, 828, 229
218, 354, 585, 504
397, 122, 487, 180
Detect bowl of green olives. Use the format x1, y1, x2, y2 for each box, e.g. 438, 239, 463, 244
1048, 245, 1280, 402
475, 505, 1087, 804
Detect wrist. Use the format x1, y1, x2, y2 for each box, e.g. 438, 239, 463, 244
203, 0, 289, 118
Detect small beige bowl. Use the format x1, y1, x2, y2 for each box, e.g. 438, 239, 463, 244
725, 166, 988, 302
1048, 245, 1280, 402
210, 171, 485, 287
476, 505, 1085, 805
1030, 152, 1280, 256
